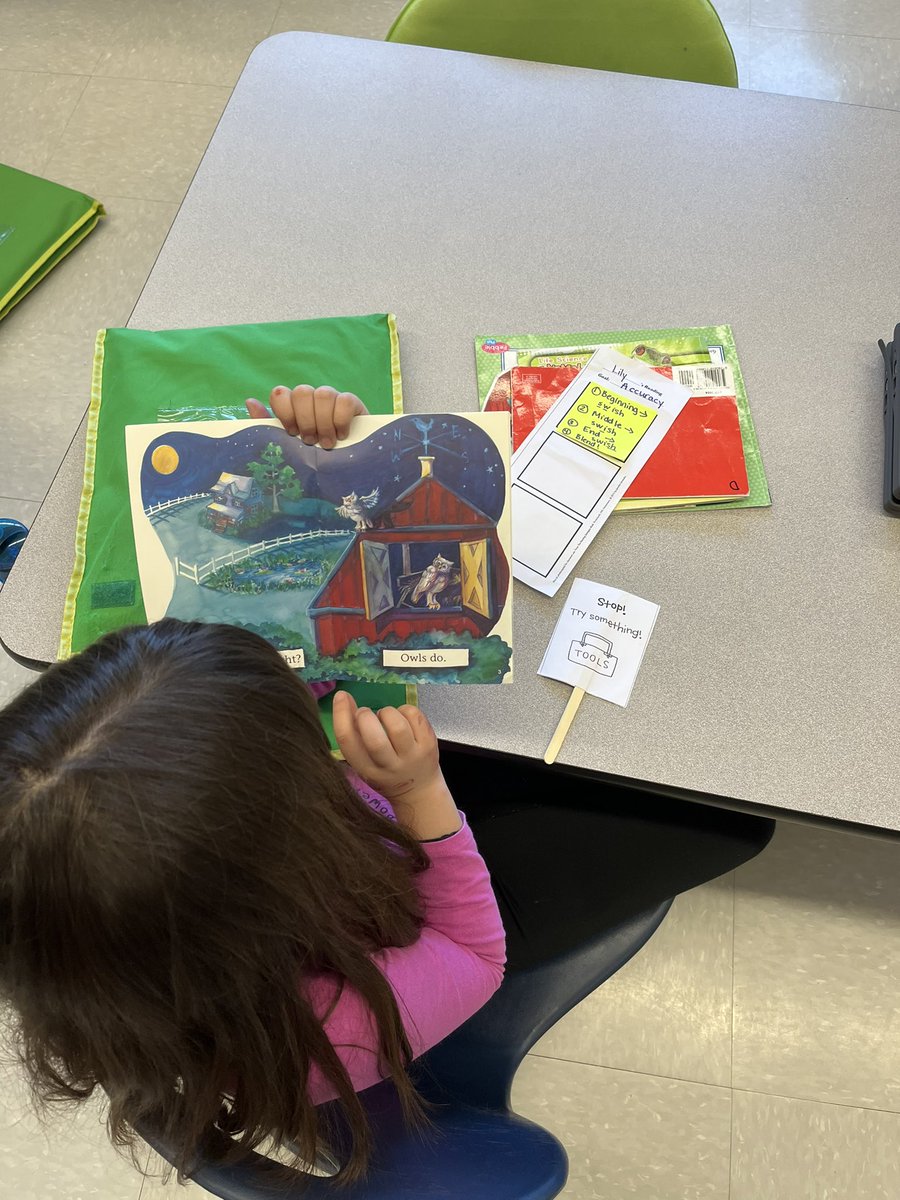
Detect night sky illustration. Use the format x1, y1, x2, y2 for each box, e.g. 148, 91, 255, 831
139, 415, 506, 519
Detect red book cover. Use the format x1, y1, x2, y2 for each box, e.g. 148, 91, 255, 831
509, 366, 749, 500
484, 370, 513, 415
623, 391, 749, 500
509, 366, 580, 450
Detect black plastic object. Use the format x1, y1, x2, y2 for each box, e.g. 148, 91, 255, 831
879, 326, 900, 515
136, 900, 671, 1200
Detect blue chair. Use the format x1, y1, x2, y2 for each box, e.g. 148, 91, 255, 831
137, 899, 672, 1198
0, 519, 28, 588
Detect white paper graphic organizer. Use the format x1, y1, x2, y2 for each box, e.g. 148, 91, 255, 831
510, 350, 690, 596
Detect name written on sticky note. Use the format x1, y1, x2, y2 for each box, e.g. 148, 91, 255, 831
555, 380, 657, 462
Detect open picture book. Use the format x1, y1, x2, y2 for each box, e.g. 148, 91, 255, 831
125, 412, 513, 685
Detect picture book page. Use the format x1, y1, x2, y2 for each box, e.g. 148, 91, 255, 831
125, 413, 513, 684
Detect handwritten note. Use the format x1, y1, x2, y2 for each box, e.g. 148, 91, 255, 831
555, 380, 657, 462
511, 350, 690, 596
539, 578, 660, 706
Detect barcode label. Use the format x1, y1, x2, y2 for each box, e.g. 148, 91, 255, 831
673, 364, 735, 395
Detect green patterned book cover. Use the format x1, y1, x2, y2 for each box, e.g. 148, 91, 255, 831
475, 325, 769, 511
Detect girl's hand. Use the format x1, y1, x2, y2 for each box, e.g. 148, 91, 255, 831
245, 385, 367, 450
333, 691, 460, 840
333, 691, 440, 800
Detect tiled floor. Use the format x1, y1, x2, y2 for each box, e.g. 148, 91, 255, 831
2, 1, 900, 1197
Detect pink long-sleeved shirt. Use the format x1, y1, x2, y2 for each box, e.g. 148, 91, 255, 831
303, 771, 506, 1103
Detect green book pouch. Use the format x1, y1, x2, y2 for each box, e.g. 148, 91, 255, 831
60, 314, 411, 747
0, 164, 104, 320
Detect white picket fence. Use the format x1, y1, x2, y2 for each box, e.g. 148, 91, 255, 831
174, 529, 351, 585
145, 492, 209, 517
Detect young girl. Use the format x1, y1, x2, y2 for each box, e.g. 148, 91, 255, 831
0, 385, 505, 1183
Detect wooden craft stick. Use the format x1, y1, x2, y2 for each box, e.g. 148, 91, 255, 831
544, 686, 586, 765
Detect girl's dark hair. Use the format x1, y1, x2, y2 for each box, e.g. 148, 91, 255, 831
0, 620, 429, 1182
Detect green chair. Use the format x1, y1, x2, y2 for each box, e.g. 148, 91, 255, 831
386, 0, 738, 87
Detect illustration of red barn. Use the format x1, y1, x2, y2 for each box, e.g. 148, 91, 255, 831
308, 456, 510, 657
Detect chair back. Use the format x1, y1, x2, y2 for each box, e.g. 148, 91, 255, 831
387, 0, 738, 86
136, 900, 670, 1198
141, 1089, 569, 1199
0, 518, 28, 587
418, 899, 672, 1107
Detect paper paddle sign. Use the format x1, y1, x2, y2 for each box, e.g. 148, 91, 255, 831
539, 578, 660, 708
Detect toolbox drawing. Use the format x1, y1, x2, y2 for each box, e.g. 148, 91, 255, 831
567, 630, 618, 677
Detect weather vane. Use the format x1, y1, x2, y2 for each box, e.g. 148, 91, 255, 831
390, 416, 469, 464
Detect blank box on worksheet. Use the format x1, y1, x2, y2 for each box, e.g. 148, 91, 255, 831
511, 484, 581, 577
518, 432, 619, 517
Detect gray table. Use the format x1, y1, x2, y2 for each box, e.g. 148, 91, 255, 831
3, 32, 900, 834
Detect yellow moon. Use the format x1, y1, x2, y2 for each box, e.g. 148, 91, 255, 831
151, 444, 179, 474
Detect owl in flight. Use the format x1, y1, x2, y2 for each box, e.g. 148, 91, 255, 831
337, 488, 380, 531
411, 554, 457, 611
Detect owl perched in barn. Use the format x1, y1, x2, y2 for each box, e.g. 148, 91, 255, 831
411, 554, 458, 611
337, 488, 380, 531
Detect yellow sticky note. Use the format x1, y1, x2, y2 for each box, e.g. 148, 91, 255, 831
555, 381, 657, 462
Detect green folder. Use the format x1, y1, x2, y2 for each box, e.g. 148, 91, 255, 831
59, 314, 410, 740
0, 164, 104, 320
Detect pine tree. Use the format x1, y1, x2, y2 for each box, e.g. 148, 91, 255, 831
246, 442, 303, 513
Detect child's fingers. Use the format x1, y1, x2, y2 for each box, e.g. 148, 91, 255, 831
263, 384, 363, 446
356, 707, 399, 768
332, 688, 357, 737
399, 704, 435, 746
333, 392, 367, 440
270, 386, 300, 435
378, 706, 416, 757
397, 704, 424, 744
314, 386, 339, 450
289, 385, 318, 444
333, 692, 369, 768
